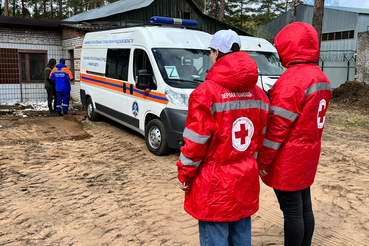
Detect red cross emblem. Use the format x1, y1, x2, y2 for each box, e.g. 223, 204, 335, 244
317, 99, 327, 129
235, 123, 249, 145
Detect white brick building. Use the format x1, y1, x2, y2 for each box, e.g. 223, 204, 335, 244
0, 16, 93, 103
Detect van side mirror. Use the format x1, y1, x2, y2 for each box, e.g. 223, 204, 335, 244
136, 69, 156, 90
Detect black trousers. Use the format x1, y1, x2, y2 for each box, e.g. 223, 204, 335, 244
45, 86, 57, 112
274, 187, 315, 246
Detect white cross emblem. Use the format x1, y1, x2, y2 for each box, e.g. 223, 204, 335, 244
232, 117, 254, 151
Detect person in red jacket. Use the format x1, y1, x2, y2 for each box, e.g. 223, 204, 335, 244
177, 29, 270, 246
257, 22, 332, 246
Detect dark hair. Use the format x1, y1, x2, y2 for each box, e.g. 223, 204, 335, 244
211, 43, 241, 61
48, 58, 56, 67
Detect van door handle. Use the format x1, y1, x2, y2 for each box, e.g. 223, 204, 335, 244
130, 84, 133, 95
123, 83, 126, 93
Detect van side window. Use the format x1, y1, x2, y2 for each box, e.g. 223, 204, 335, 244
133, 49, 153, 78
106, 49, 130, 81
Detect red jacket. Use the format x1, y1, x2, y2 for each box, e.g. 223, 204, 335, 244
257, 22, 332, 191
177, 52, 270, 222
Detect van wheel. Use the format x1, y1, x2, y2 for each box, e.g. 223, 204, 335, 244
145, 119, 170, 156
86, 97, 99, 121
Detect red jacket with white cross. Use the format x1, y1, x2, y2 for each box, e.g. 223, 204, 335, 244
177, 51, 270, 222
257, 22, 333, 191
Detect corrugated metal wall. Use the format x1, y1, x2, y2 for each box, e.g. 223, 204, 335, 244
258, 4, 360, 52
257, 4, 361, 87
358, 15, 369, 32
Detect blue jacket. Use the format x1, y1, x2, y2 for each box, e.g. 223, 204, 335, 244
50, 63, 74, 91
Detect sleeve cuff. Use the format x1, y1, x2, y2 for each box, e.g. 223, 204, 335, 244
178, 173, 188, 183
258, 163, 268, 170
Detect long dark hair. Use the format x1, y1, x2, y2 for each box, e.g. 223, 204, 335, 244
47, 58, 56, 67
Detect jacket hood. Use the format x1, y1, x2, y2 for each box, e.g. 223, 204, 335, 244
274, 22, 319, 68
205, 52, 258, 92
56, 63, 67, 68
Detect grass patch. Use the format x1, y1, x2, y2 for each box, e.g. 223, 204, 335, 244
0, 105, 19, 110
82, 122, 93, 130
346, 119, 369, 128
0, 124, 20, 130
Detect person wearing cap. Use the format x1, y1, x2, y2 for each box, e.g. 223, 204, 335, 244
257, 22, 332, 245
44, 58, 57, 114
49, 58, 74, 117
176, 29, 270, 245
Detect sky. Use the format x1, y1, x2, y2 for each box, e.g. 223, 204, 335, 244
331, 0, 369, 9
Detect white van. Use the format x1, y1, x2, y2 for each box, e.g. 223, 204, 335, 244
240, 36, 285, 92
80, 19, 284, 156
80, 17, 212, 155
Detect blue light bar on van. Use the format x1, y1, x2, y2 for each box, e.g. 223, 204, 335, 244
150, 16, 198, 27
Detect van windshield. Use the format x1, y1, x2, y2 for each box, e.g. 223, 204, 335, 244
152, 48, 211, 88
245, 51, 285, 76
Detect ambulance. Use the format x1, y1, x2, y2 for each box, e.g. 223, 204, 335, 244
240, 36, 285, 92
80, 17, 212, 155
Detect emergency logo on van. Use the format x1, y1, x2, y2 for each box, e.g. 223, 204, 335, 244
132, 101, 139, 117
232, 117, 254, 151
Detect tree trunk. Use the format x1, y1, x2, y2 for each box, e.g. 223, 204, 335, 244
34, 2, 38, 16
50, 0, 53, 19
210, 0, 214, 18
21, 0, 25, 17
43, 0, 46, 18
285, 0, 289, 12
59, 0, 62, 19
5, 0, 9, 16
312, 0, 325, 51
290, 0, 296, 23
240, 0, 243, 27
12, 0, 15, 16
219, 0, 225, 21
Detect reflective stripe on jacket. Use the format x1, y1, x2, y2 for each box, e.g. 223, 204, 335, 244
257, 22, 333, 191
50, 63, 73, 91
177, 52, 270, 222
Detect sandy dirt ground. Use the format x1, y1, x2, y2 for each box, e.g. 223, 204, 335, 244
0, 102, 368, 246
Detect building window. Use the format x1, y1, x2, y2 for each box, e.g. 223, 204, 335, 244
322, 30, 355, 42
349, 30, 354, 39
342, 31, 349, 39
19, 52, 47, 82
105, 49, 130, 81
0, 48, 19, 84
335, 32, 342, 40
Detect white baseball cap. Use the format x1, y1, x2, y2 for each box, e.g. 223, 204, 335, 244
209, 29, 242, 53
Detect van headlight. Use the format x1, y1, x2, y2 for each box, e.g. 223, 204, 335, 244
165, 87, 189, 107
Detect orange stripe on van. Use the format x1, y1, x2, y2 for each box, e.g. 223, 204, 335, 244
80, 73, 169, 105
